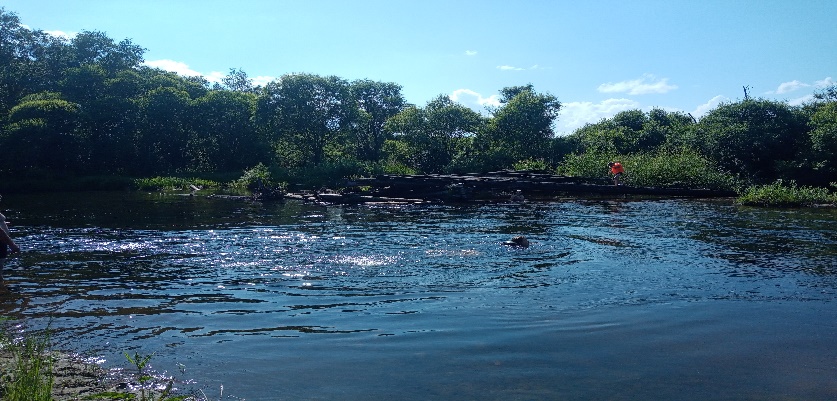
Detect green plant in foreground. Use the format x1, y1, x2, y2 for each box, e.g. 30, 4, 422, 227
91, 351, 189, 401
0, 321, 54, 401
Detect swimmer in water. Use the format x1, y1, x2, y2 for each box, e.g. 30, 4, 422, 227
503, 236, 529, 248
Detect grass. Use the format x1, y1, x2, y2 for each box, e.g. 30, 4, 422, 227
133, 177, 222, 192
0, 320, 54, 401
0, 319, 226, 400
737, 180, 837, 207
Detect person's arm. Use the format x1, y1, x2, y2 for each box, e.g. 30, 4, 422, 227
0, 227, 19, 253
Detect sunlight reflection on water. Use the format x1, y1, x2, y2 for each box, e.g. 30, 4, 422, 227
0, 193, 836, 399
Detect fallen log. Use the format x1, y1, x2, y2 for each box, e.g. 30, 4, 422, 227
338, 170, 737, 204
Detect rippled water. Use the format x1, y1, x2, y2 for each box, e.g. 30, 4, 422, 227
1, 192, 836, 400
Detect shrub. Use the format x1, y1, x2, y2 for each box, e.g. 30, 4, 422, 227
557, 149, 739, 190
737, 180, 837, 207
231, 163, 284, 192
513, 158, 550, 172
134, 177, 221, 191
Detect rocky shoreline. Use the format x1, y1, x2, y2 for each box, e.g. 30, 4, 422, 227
0, 350, 200, 400
0, 351, 112, 400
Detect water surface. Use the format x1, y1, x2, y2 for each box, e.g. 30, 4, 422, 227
1, 192, 835, 400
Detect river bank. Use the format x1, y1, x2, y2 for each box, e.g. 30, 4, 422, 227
0, 350, 111, 400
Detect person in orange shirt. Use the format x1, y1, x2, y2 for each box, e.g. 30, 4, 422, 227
608, 161, 625, 186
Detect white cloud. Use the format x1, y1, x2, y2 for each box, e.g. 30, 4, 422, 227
555, 98, 640, 134
252, 75, 277, 87
449, 89, 501, 111
691, 95, 728, 118
815, 77, 835, 88
598, 74, 678, 95
143, 59, 227, 83
44, 30, 76, 40
465, 50, 478, 56
497, 64, 547, 71
497, 65, 524, 71
203, 71, 225, 83
767, 77, 833, 95
144, 59, 203, 76
788, 94, 814, 106
773, 80, 809, 94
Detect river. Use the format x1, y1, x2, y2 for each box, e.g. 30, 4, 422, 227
1, 191, 835, 400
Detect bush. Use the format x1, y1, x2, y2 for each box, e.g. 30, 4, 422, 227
281, 159, 382, 189
134, 177, 221, 191
556, 151, 615, 183
737, 180, 837, 207
624, 150, 740, 190
513, 158, 550, 172
230, 163, 283, 192
557, 149, 739, 190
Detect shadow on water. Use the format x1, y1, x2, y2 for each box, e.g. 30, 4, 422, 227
0, 192, 835, 399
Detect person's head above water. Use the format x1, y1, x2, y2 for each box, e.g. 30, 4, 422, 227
504, 236, 529, 247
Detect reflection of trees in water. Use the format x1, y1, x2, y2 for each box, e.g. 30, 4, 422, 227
495, 203, 552, 236
691, 207, 837, 278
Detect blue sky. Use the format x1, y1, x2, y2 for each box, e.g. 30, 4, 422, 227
4, 0, 835, 134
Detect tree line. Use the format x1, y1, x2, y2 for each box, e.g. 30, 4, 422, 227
1, 8, 835, 190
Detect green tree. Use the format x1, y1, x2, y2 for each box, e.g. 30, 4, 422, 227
480, 85, 561, 167
350, 79, 406, 162
60, 65, 145, 173
136, 87, 192, 174
808, 100, 837, 179
385, 95, 482, 173
564, 108, 688, 157
255, 73, 355, 167
189, 90, 264, 172
0, 9, 72, 120
695, 99, 808, 182
219, 68, 257, 93
69, 31, 145, 74
2, 92, 83, 172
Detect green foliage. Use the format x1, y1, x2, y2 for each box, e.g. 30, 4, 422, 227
281, 159, 382, 188
385, 96, 483, 173
89, 352, 189, 401
256, 73, 356, 167
807, 100, 837, 178
556, 151, 615, 182
563, 108, 695, 156
513, 158, 550, 171
350, 79, 406, 161
123, 351, 189, 401
557, 150, 739, 190
737, 181, 837, 207
481, 85, 561, 164
0, 320, 54, 401
621, 151, 740, 190
695, 99, 808, 182
231, 163, 285, 192
134, 176, 221, 191
381, 162, 418, 175
188, 90, 264, 173
2, 8, 837, 194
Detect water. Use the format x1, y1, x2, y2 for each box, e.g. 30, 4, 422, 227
1, 192, 836, 400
